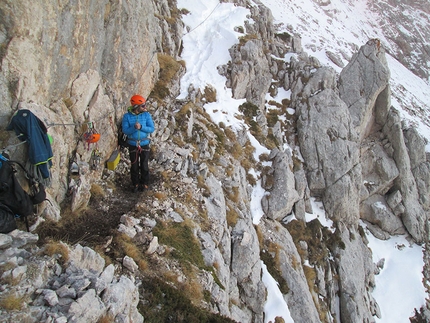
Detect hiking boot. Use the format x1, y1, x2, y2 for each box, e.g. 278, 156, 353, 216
132, 185, 139, 193
139, 184, 148, 192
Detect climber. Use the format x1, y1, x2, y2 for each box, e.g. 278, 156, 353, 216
122, 95, 155, 192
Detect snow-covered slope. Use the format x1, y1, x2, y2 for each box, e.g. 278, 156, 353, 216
259, 0, 430, 151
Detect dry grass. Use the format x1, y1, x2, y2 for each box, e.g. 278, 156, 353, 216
303, 265, 317, 296
160, 170, 171, 182
224, 127, 237, 142
0, 293, 23, 310
198, 207, 211, 232
0, 274, 20, 286
266, 108, 281, 127
254, 225, 264, 248
114, 233, 148, 270
226, 186, 240, 204
137, 259, 148, 271
226, 204, 239, 227
265, 132, 278, 150
63, 97, 74, 108
225, 165, 234, 177
93, 245, 113, 266
153, 220, 206, 271
172, 135, 186, 147
150, 54, 184, 102
97, 314, 114, 323
229, 142, 243, 159
180, 276, 204, 305
238, 33, 259, 47
177, 102, 193, 120
191, 150, 199, 161
204, 85, 217, 103
243, 141, 256, 160
43, 240, 70, 264
154, 191, 167, 200
197, 175, 210, 197
213, 261, 220, 271
264, 175, 275, 191
0, 262, 16, 273
240, 158, 253, 173
90, 183, 105, 199
246, 172, 257, 186
259, 244, 289, 294
267, 241, 282, 269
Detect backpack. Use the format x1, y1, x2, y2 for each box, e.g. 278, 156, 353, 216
118, 121, 130, 149
0, 204, 17, 234
11, 160, 47, 205
0, 158, 34, 233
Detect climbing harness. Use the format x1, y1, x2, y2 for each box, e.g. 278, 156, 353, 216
130, 142, 151, 165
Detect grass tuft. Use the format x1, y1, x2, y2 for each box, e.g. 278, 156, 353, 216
97, 314, 114, 323
43, 240, 70, 264
153, 220, 205, 270
139, 276, 236, 323
150, 54, 184, 102
90, 183, 105, 200
113, 233, 148, 270
0, 293, 23, 310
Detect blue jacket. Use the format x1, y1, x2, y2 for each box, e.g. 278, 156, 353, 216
6, 109, 53, 179
122, 107, 154, 147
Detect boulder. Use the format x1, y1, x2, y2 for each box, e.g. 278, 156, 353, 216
360, 194, 406, 235
262, 149, 300, 220
68, 289, 106, 323
360, 138, 399, 199
339, 39, 391, 140
68, 244, 105, 275
102, 276, 143, 323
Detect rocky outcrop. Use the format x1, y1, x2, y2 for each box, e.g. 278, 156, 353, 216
339, 39, 390, 140
0, 232, 142, 323
382, 109, 428, 242
226, 15, 429, 318
261, 148, 300, 221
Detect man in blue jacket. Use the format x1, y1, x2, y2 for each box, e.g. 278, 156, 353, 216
122, 95, 155, 192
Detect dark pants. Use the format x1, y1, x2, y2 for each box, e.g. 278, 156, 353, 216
129, 145, 150, 186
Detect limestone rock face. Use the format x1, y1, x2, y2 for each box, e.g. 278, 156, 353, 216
336, 226, 376, 323
297, 88, 359, 193
260, 219, 322, 323
0, 0, 163, 118
229, 39, 272, 107
382, 109, 428, 242
339, 39, 391, 140
261, 149, 300, 220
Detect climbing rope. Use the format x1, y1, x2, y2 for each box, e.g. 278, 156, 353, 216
0, 139, 27, 154
183, 2, 221, 36
143, 50, 158, 75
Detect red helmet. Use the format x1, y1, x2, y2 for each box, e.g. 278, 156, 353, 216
130, 95, 146, 106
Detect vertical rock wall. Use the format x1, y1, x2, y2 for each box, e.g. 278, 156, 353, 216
0, 0, 183, 209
